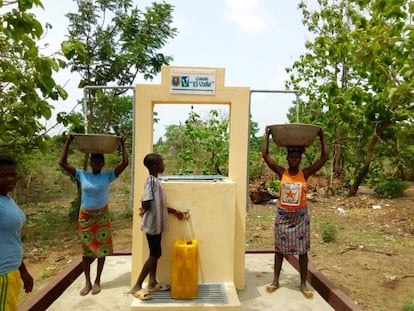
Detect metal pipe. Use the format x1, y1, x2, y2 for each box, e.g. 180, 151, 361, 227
249, 89, 300, 123
82, 85, 135, 134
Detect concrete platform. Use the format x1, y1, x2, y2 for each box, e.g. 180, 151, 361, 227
43, 254, 335, 311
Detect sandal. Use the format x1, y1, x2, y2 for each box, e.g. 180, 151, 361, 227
301, 289, 314, 299
147, 283, 170, 292
266, 284, 279, 293
133, 289, 152, 300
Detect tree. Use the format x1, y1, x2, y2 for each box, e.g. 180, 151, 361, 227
0, 0, 67, 155
247, 116, 268, 180
88, 94, 134, 136
61, 0, 177, 134
155, 109, 265, 179
59, 0, 177, 221
286, 0, 413, 196
156, 109, 230, 175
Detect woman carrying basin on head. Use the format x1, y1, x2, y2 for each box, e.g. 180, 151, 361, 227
262, 126, 328, 299
59, 133, 129, 296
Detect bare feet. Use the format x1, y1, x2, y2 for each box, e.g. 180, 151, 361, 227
80, 283, 92, 296
91, 283, 101, 295
266, 283, 279, 293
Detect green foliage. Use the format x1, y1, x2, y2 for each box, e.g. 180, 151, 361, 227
88, 94, 134, 136
362, 123, 414, 188
402, 302, 414, 311
56, 111, 84, 133
286, 0, 414, 195
374, 180, 409, 198
0, 0, 68, 155
267, 180, 280, 193
61, 0, 177, 133
321, 221, 337, 243
117, 208, 133, 220
68, 198, 78, 222
24, 203, 76, 246
248, 118, 271, 180
156, 109, 229, 175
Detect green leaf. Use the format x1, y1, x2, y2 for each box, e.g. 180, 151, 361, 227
55, 85, 68, 100
38, 74, 55, 92
61, 41, 76, 59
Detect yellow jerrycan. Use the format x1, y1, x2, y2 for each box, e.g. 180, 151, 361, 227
171, 239, 199, 299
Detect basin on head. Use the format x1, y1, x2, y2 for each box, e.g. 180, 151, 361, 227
73, 133, 120, 154
268, 123, 321, 147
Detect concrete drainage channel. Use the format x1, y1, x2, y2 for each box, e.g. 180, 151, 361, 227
140, 283, 228, 305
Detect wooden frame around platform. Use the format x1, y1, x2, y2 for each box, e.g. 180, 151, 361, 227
19, 251, 361, 311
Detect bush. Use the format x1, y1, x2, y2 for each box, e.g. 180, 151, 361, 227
403, 302, 414, 311
374, 180, 409, 198
321, 221, 337, 243
267, 180, 280, 193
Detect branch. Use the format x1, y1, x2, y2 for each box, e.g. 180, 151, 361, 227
338, 245, 396, 256
318, 267, 342, 273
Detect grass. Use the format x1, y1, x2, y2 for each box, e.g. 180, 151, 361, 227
245, 203, 275, 249
321, 221, 337, 243
23, 204, 76, 247
403, 302, 414, 311
39, 267, 56, 281
14, 146, 414, 311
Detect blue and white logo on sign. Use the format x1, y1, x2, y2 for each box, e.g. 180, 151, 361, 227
170, 68, 216, 94
181, 76, 189, 87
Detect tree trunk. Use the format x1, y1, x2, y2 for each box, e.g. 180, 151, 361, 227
348, 125, 386, 196
333, 134, 343, 178
99, 92, 117, 133
395, 135, 405, 180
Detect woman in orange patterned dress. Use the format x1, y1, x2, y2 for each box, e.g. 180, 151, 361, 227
262, 126, 328, 299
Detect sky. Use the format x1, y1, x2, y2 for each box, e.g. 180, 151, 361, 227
32, 0, 315, 140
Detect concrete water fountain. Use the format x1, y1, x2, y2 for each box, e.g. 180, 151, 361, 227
130, 66, 250, 310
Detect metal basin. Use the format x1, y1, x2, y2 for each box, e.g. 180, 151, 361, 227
268, 123, 321, 147
73, 133, 120, 154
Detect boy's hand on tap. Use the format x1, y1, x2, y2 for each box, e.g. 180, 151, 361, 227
138, 207, 145, 217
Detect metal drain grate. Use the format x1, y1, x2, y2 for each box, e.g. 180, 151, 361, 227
142, 283, 228, 304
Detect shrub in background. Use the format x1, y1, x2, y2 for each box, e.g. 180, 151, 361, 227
268, 180, 280, 193
321, 221, 337, 243
402, 302, 414, 311
374, 180, 409, 198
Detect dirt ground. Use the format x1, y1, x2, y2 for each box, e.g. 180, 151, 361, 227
19, 177, 414, 311
248, 179, 414, 311
307, 186, 414, 311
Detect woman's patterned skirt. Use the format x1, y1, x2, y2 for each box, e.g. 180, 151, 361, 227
274, 205, 310, 255
78, 204, 113, 258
